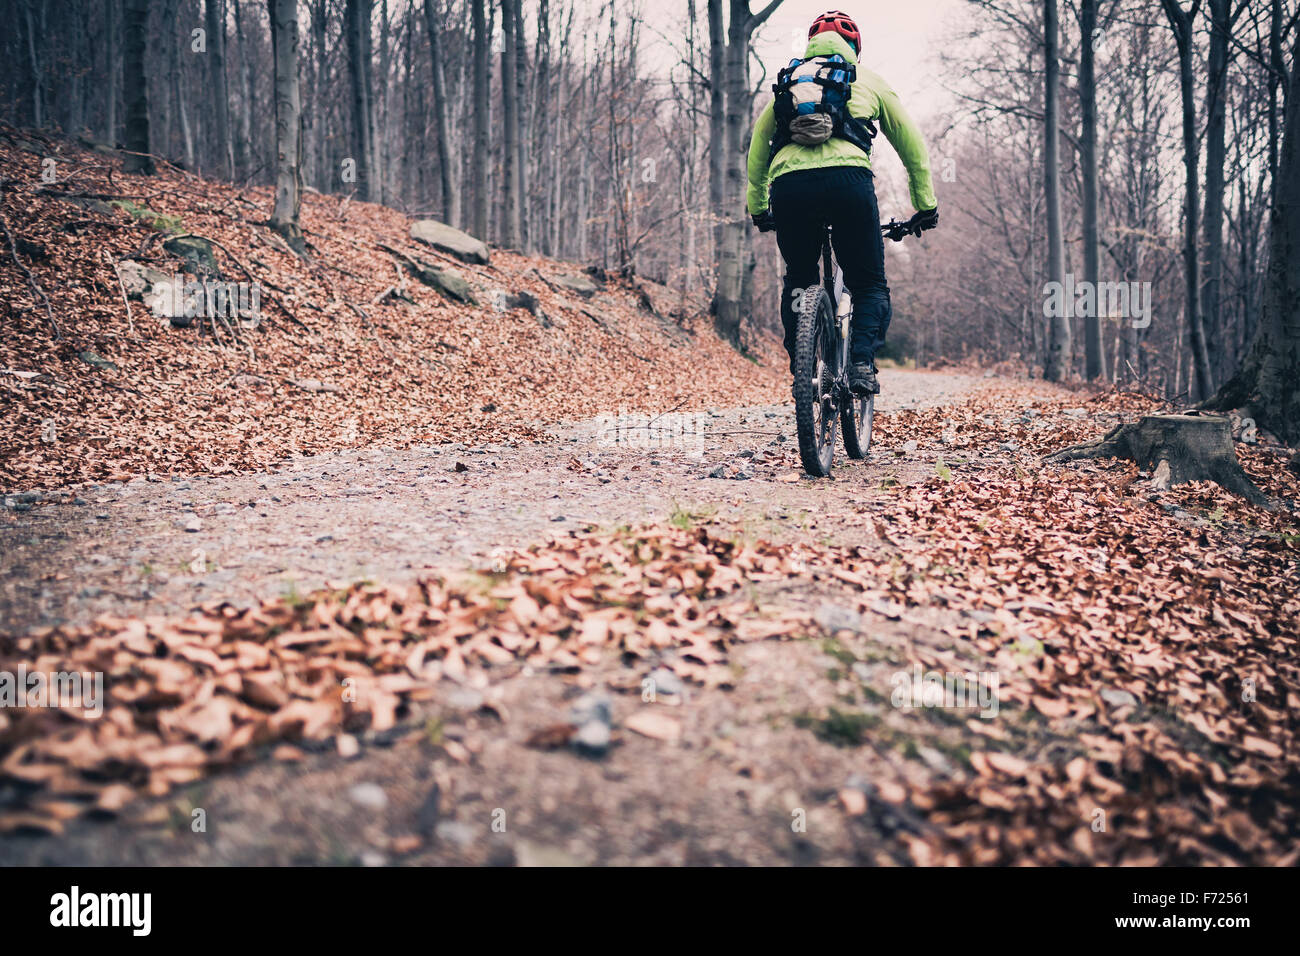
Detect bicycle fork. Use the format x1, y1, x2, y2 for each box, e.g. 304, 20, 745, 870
821, 228, 854, 406
829, 265, 853, 405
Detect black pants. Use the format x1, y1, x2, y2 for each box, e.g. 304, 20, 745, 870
770, 166, 890, 370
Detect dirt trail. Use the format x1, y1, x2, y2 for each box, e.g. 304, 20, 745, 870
4, 371, 1296, 870
3, 368, 1069, 866
1, 369, 991, 633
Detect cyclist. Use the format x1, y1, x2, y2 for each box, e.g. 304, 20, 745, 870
748, 10, 939, 396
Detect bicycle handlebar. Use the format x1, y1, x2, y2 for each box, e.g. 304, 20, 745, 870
881, 218, 919, 243
882, 209, 939, 243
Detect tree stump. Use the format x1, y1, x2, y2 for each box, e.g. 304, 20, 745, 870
1047, 414, 1269, 505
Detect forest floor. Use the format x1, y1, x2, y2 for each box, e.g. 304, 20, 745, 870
3, 370, 1299, 866
2, 128, 1299, 866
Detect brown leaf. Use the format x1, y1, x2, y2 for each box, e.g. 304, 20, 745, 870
623, 710, 681, 742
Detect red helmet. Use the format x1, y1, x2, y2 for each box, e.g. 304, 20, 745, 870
809, 10, 861, 54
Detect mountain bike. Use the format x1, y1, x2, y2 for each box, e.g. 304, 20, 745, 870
792, 217, 921, 477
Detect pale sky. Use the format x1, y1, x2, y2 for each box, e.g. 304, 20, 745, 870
751, 0, 970, 117
636, 0, 972, 122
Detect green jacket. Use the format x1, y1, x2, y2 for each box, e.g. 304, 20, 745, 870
746, 32, 938, 217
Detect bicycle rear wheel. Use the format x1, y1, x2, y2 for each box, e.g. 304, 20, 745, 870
842, 392, 874, 459
793, 287, 838, 477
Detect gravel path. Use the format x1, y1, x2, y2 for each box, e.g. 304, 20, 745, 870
1, 369, 987, 633
2, 368, 1083, 867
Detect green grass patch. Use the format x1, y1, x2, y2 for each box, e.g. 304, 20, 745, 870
821, 636, 859, 667
793, 707, 881, 747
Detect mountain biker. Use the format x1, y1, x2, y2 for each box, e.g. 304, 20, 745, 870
747, 10, 939, 397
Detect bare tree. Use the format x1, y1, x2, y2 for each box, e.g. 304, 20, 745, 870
1043, 0, 1070, 380
268, 0, 305, 254
514, 0, 530, 251
104, 0, 118, 143
471, 0, 490, 240
308, 0, 329, 189
205, 0, 235, 180
713, 0, 782, 348
1078, 0, 1106, 380
164, 0, 196, 171
121, 0, 153, 174
1202, 0, 1243, 382
501, 0, 523, 248
1269, 0, 1287, 185
423, 0, 459, 227
346, 0, 378, 202
233, 0, 258, 180
22, 0, 45, 127
1161, 0, 1214, 401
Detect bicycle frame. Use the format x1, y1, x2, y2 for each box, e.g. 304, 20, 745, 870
822, 226, 852, 384
825, 215, 918, 365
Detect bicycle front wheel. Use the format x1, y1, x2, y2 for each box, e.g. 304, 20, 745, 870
842, 392, 874, 459
793, 286, 838, 477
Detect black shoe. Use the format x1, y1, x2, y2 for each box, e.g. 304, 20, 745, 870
849, 362, 880, 396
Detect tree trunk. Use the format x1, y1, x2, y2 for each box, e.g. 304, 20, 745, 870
233, 0, 256, 179
1268, 0, 1284, 187
707, 0, 725, 307
1043, 0, 1070, 381
121, 0, 153, 174
402, 5, 417, 200
576, 39, 590, 260
423, 0, 458, 228
470, 0, 489, 241
205, 0, 235, 180
374, 0, 390, 204
1203, 0, 1231, 383
1162, 0, 1214, 402
546, 3, 570, 258
533, 0, 553, 255
309, 0, 328, 190
105, 0, 118, 144
1205, 44, 1300, 446
345, 0, 377, 202
713, 0, 782, 348
23, 0, 44, 128
513, 0, 530, 252
500, 0, 522, 249
714, 1, 747, 345
268, 0, 305, 255
607, 1, 628, 272
1049, 414, 1268, 504
71, 7, 87, 134
1078, 0, 1104, 380
165, 0, 195, 170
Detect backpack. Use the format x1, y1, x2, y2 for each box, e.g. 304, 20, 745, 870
770, 54, 877, 158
